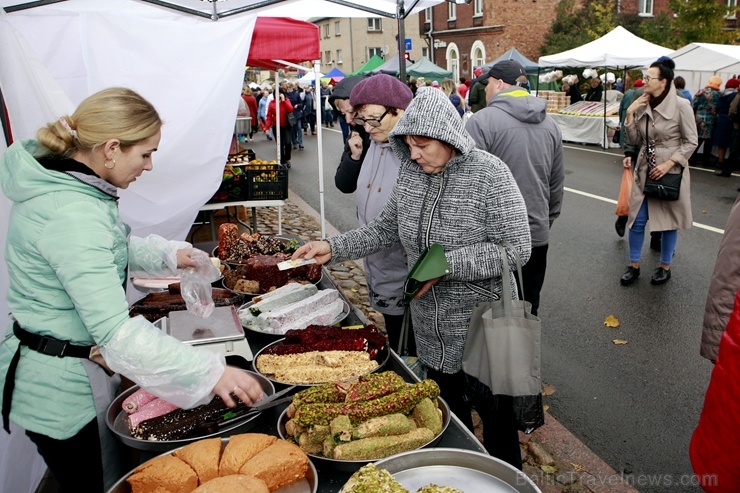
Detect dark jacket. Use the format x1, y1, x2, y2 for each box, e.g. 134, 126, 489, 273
286, 89, 303, 119
334, 125, 371, 193
585, 83, 603, 102
468, 78, 489, 113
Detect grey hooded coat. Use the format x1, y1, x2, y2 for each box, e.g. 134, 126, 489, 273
328, 87, 531, 373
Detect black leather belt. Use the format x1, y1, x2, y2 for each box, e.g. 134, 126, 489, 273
2, 322, 94, 433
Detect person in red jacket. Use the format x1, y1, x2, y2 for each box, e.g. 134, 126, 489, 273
241, 87, 259, 140
690, 287, 740, 491
265, 89, 294, 168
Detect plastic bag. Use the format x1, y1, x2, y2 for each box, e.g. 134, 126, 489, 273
180, 250, 222, 318
615, 166, 633, 216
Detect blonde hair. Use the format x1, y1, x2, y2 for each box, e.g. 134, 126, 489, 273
440, 78, 458, 97
37, 87, 162, 157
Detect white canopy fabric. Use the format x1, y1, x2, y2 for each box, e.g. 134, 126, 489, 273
538, 26, 672, 68
670, 43, 740, 94
297, 70, 324, 85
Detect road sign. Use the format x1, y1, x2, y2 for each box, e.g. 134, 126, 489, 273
405, 38, 412, 51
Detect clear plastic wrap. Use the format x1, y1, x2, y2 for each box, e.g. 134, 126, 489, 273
100, 315, 225, 409
128, 234, 192, 279
180, 249, 222, 318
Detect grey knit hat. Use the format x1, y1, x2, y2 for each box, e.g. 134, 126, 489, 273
350, 74, 413, 110
389, 86, 476, 160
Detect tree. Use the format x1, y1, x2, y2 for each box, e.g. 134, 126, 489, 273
669, 0, 736, 46
636, 12, 675, 48
539, 0, 593, 56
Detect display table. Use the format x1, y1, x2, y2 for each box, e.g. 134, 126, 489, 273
549, 113, 619, 149
132, 241, 488, 492
198, 199, 285, 239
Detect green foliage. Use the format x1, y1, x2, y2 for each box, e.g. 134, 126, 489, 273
588, 0, 617, 39
540, 0, 594, 56
636, 12, 675, 48
669, 0, 735, 46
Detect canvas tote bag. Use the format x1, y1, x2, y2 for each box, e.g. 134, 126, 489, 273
462, 244, 544, 433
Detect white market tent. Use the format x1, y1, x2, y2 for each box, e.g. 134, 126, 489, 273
0, 1, 444, 492
538, 26, 672, 69
669, 42, 740, 94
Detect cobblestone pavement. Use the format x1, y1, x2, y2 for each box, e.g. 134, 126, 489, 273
194, 200, 639, 493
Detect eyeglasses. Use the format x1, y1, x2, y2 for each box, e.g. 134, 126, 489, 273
354, 108, 391, 127
643, 75, 661, 83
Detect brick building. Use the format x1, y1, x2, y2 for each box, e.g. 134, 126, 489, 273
312, 15, 426, 75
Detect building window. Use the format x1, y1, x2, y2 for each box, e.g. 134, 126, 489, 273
336, 49, 343, 64
728, 0, 737, 18
639, 0, 653, 16
324, 24, 330, 38
335, 21, 341, 36
471, 42, 486, 76
324, 50, 332, 64
474, 0, 483, 16
422, 46, 429, 59
448, 3, 456, 20
447, 43, 460, 82
424, 7, 432, 23
368, 18, 382, 31
368, 47, 383, 58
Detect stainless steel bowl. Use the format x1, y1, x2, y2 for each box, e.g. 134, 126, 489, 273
237, 299, 350, 339
373, 447, 542, 492
106, 435, 318, 493
277, 393, 450, 472
106, 371, 274, 452
252, 336, 389, 387
234, 117, 252, 135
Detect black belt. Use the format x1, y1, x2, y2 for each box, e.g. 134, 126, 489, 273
2, 322, 94, 433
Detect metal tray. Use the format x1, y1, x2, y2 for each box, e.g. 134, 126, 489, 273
277, 394, 450, 472
237, 298, 350, 338
212, 235, 293, 266
107, 435, 318, 493
252, 337, 390, 387
221, 269, 324, 297
373, 447, 541, 493
106, 371, 275, 452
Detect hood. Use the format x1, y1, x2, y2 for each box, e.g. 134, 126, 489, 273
389, 86, 476, 160
1, 140, 116, 204
488, 86, 546, 124
328, 75, 367, 103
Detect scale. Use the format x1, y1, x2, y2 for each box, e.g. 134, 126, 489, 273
154, 305, 254, 362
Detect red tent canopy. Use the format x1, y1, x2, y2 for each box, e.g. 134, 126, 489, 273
247, 17, 320, 70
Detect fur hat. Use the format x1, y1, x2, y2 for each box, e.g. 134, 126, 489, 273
350, 74, 414, 110
487, 60, 526, 85
707, 76, 723, 90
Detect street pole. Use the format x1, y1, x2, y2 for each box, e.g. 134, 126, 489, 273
397, 0, 407, 83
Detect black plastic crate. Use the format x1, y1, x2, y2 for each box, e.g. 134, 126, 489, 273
246, 165, 288, 200
208, 165, 249, 203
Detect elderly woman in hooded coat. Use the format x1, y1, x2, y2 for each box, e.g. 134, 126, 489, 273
291, 87, 531, 469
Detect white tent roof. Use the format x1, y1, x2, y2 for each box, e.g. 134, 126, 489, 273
538, 26, 672, 68
670, 42, 740, 74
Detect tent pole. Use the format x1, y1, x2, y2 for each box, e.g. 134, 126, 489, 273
397, 0, 407, 83
275, 72, 281, 165
314, 59, 327, 239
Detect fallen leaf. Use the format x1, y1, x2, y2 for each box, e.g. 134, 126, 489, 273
540, 465, 557, 474
351, 287, 359, 292
541, 384, 556, 397
612, 339, 629, 345
571, 463, 584, 472
543, 404, 550, 412
604, 315, 620, 328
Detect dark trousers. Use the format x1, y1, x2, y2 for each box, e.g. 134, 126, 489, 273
517, 244, 548, 316
383, 312, 416, 357
278, 125, 292, 164
26, 418, 110, 493
695, 137, 714, 165
425, 368, 522, 470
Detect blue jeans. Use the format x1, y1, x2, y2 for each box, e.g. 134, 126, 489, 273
629, 199, 678, 265
291, 117, 303, 146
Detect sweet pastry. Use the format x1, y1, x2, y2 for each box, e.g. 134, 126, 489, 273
237, 440, 309, 491
218, 433, 276, 476
127, 455, 198, 493
192, 475, 270, 493
173, 437, 222, 484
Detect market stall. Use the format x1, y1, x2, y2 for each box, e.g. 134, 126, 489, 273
0, 1, 446, 492
669, 42, 740, 94
538, 26, 672, 148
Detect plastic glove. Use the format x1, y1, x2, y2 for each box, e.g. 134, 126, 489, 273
180, 249, 221, 318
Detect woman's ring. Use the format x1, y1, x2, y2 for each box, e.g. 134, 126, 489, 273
232, 385, 240, 394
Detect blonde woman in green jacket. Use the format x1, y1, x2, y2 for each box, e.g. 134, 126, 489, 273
0, 88, 263, 492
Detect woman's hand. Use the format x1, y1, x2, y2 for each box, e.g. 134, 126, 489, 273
214, 366, 264, 408
414, 278, 441, 300
649, 160, 676, 180
176, 248, 204, 269
291, 241, 333, 264
627, 93, 649, 116
348, 131, 363, 160
622, 156, 633, 169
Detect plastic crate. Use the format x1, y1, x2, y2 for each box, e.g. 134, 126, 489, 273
245, 164, 289, 200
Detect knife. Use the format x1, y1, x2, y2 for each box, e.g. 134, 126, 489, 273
198, 385, 297, 434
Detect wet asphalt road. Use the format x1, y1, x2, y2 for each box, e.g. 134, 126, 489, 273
249, 128, 736, 492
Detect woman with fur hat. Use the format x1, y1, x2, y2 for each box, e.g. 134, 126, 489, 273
291, 86, 531, 469
692, 75, 722, 167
